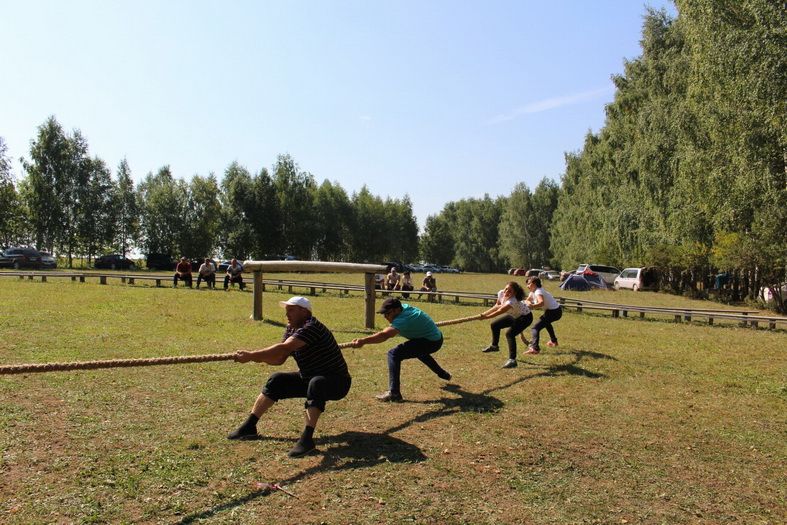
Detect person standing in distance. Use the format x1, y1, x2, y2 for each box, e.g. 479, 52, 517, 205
350, 297, 451, 402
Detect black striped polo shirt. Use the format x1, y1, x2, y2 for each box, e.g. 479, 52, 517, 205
283, 316, 350, 379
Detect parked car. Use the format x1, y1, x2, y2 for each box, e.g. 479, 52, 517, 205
0, 247, 43, 269
614, 267, 659, 291
576, 264, 621, 286
40, 252, 57, 269
539, 270, 561, 281
146, 253, 176, 271
94, 254, 136, 270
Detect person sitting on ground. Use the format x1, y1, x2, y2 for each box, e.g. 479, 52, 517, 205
385, 267, 400, 291
480, 281, 533, 369
419, 271, 437, 299
350, 297, 451, 402
224, 258, 245, 290
228, 297, 351, 458
400, 271, 414, 299
173, 257, 193, 288
196, 258, 216, 289
524, 277, 563, 354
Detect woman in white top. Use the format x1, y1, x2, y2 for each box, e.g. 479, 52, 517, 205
524, 277, 562, 354
479, 281, 532, 368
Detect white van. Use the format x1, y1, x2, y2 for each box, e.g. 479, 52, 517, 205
614, 267, 659, 291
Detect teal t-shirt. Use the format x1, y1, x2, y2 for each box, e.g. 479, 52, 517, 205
391, 304, 442, 341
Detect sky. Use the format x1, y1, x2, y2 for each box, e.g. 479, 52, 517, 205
1, 1, 676, 228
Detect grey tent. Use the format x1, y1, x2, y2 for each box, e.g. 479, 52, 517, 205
560, 274, 592, 291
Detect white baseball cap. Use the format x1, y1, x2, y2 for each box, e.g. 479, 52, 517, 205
278, 296, 312, 312
426, 271, 433, 276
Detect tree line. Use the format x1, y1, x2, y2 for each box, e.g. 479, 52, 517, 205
0, 120, 419, 266
419, 1, 785, 311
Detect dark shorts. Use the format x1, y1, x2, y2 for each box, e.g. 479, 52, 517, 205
262, 371, 352, 412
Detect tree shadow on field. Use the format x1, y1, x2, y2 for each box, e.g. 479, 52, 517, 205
177, 431, 427, 524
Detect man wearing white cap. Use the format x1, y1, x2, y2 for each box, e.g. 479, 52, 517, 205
227, 296, 351, 457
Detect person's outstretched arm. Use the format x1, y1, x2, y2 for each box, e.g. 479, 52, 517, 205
350, 327, 399, 348
234, 336, 306, 365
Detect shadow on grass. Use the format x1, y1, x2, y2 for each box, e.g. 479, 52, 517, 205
177, 431, 426, 524
178, 349, 611, 523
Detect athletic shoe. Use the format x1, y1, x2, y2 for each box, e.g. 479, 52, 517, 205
501, 359, 518, 368
437, 370, 452, 381
546, 341, 558, 348
375, 391, 403, 402
227, 425, 259, 440
288, 438, 316, 458
524, 347, 540, 355
482, 345, 499, 353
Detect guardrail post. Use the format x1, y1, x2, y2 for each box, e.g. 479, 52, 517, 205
364, 272, 375, 329
41, 275, 47, 282
708, 317, 714, 326
253, 271, 263, 321
612, 309, 619, 318
129, 278, 135, 285
79, 275, 85, 283
100, 276, 107, 285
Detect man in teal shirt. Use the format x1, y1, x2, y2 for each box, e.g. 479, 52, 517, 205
351, 297, 451, 402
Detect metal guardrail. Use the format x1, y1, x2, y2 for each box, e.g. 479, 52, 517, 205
2, 270, 785, 330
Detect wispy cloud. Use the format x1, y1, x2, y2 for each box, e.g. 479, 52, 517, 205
487, 86, 613, 124
359, 115, 372, 122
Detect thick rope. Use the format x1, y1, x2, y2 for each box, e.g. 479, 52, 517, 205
0, 314, 485, 376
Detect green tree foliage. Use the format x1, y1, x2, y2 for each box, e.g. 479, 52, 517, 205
451, 196, 504, 273
0, 137, 25, 247
75, 156, 114, 263
498, 178, 559, 269
219, 162, 256, 259
313, 180, 353, 261
20, 117, 71, 252
180, 174, 222, 259
112, 159, 140, 257
420, 206, 456, 266
348, 186, 388, 262
547, 3, 785, 310
273, 154, 317, 259
137, 167, 187, 257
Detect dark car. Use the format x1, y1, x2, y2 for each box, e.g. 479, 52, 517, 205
94, 254, 136, 270
146, 253, 176, 271
40, 252, 57, 269
0, 247, 44, 269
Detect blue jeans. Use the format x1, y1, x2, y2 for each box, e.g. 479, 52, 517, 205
387, 336, 445, 394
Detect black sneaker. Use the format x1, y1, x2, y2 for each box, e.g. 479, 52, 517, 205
437, 370, 452, 381
227, 425, 259, 440
288, 438, 316, 457
375, 391, 403, 402
482, 345, 499, 353
501, 359, 518, 369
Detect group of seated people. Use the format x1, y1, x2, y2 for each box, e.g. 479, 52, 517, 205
377, 268, 437, 299
173, 257, 245, 290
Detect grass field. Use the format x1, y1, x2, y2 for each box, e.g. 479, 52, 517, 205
1, 274, 785, 524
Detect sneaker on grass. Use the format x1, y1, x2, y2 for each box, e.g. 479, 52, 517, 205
375, 390, 403, 402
